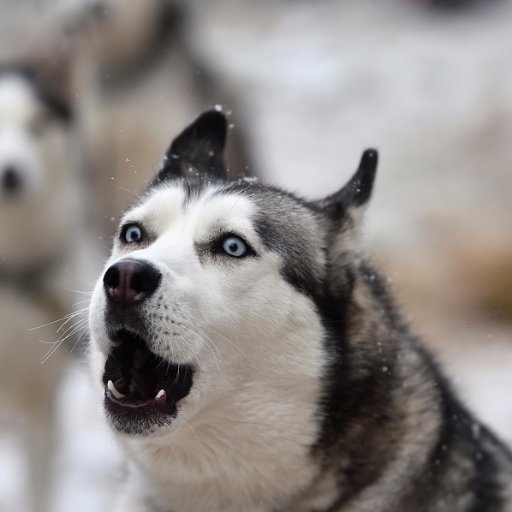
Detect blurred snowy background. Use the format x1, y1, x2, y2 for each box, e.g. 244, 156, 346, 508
0, 0, 511, 510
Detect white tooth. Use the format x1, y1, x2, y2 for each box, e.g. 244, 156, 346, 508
108, 380, 126, 399
155, 389, 166, 400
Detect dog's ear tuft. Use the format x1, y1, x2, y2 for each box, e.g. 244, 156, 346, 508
317, 149, 378, 221
339, 149, 378, 208
156, 109, 228, 182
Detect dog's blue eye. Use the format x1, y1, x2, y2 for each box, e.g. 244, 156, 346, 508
122, 224, 143, 244
221, 236, 247, 258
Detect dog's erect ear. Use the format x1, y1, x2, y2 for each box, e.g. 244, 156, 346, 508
316, 149, 378, 222
156, 110, 228, 182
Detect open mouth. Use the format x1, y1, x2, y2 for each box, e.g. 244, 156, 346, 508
102, 329, 194, 430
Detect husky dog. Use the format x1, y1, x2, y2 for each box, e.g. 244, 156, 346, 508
0, 66, 92, 512
88, 110, 512, 512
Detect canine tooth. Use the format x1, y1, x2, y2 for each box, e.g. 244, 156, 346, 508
107, 380, 126, 399
155, 389, 166, 399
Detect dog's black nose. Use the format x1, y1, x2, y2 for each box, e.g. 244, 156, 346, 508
103, 259, 161, 307
2, 166, 23, 195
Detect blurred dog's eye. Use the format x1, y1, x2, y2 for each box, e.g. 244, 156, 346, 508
221, 236, 248, 258
121, 224, 143, 244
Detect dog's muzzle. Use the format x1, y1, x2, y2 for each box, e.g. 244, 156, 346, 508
101, 259, 194, 432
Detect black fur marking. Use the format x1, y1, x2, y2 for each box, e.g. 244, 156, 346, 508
156, 110, 228, 183
347, 149, 378, 207
0, 65, 72, 122
218, 181, 326, 299
311, 266, 408, 509
358, 259, 406, 329
418, 350, 508, 511
312, 259, 512, 510
470, 445, 506, 512
317, 149, 378, 220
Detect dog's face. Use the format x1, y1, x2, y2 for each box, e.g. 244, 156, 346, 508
89, 111, 378, 439
0, 68, 74, 268
0, 69, 71, 203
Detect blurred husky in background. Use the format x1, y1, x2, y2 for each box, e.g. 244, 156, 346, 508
0, 1, 256, 508
0, 0, 256, 238
0, 66, 95, 512
88, 111, 512, 512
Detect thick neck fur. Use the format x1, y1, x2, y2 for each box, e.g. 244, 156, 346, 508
307, 261, 512, 512
113, 259, 512, 512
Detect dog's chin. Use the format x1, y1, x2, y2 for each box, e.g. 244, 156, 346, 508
102, 329, 194, 436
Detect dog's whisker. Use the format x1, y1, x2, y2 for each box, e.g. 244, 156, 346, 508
71, 298, 92, 307
29, 307, 89, 332
178, 417, 208, 451
64, 287, 94, 296
178, 323, 222, 371
206, 329, 245, 357
40, 319, 89, 364
53, 319, 89, 346
170, 323, 204, 366
69, 324, 90, 354
56, 309, 89, 334
52, 317, 89, 346
180, 318, 244, 358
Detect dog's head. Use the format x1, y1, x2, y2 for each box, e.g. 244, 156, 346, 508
89, 110, 378, 440
0, 66, 75, 270
0, 66, 72, 202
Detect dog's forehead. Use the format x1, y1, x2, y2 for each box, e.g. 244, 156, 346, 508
124, 180, 319, 244
124, 182, 256, 233
0, 74, 39, 125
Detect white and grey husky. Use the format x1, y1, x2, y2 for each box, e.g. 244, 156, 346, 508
0, 66, 93, 512
88, 110, 512, 512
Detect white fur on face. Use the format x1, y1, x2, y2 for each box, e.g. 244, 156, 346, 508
89, 183, 328, 511
0, 75, 44, 198
0, 73, 77, 270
